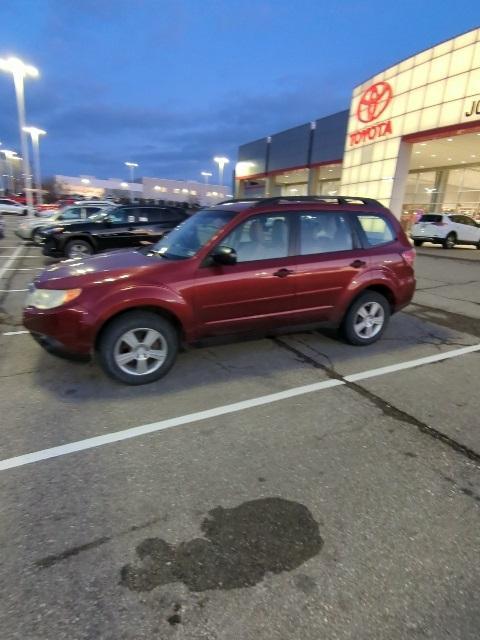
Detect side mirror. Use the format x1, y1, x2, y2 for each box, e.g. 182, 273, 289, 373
211, 245, 237, 266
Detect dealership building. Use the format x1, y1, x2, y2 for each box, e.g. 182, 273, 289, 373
235, 27, 480, 224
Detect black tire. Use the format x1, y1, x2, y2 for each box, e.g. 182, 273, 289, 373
341, 291, 390, 346
22, 209, 28, 216
97, 311, 179, 385
443, 233, 455, 249
413, 239, 423, 247
32, 227, 44, 245
65, 238, 94, 259
476, 240, 480, 250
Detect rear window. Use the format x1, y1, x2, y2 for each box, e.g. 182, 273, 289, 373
357, 214, 395, 246
419, 214, 443, 223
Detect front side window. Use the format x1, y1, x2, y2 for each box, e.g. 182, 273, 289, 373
358, 214, 395, 246
150, 209, 235, 259
299, 212, 353, 255
108, 208, 130, 223
60, 206, 83, 220
221, 214, 289, 262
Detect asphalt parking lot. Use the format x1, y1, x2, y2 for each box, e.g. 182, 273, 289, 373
1, 216, 480, 640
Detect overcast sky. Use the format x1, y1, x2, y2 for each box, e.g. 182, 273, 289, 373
0, 0, 477, 184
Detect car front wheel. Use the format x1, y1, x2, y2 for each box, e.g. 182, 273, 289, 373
65, 239, 93, 259
342, 291, 390, 346
413, 239, 423, 247
98, 312, 179, 385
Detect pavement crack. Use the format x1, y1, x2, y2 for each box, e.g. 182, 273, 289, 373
272, 336, 480, 466
34, 515, 168, 570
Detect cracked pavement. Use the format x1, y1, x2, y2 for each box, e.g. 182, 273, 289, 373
0, 221, 480, 639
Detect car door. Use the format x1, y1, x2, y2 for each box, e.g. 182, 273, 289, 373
94, 207, 136, 250
193, 212, 296, 335
287, 210, 366, 322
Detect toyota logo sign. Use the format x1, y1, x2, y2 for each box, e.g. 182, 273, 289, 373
356, 82, 393, 123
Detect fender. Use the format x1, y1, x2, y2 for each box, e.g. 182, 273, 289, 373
331, 268, 398, 324
88, 283, 198, 343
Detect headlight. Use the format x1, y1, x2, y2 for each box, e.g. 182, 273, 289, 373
25, 287, 82, 310
44, 226, 64, 234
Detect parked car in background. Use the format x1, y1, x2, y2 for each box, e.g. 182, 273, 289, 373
0, 197, 27, 216
410, 213, 480, 249
15, 203, 114, 243
40, 204, 188, 259
24, 196, 415, 384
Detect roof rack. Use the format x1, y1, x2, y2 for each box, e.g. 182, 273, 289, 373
217, 195, 385, 208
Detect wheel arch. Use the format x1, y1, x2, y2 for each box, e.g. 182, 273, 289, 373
94, 305, 185, 351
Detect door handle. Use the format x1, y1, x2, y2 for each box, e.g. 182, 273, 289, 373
273, 268, 294, 278
350, 259, 366, 268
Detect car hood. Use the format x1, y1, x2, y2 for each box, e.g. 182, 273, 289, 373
34, 248, 177, 290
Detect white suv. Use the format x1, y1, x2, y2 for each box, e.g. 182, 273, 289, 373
0, 198, 27, 216
410, 213, 480, 249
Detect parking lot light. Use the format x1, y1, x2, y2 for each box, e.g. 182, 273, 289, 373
23, 126, 46, 205
213, 157, 229, 185
201, 171, 212, 184
0, 57, 39, 216
125, 162, 138, 202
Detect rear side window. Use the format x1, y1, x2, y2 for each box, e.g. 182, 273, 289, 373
299, 212, 353, 255
140, 208, 181, 223
419, 214, 443, 223
358, 214, 395, 246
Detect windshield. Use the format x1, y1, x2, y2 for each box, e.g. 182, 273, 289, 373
149, 209, 235, 259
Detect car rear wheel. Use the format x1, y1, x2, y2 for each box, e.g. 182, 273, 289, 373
443, 233, 456, 249
413, 239, 423, 247
65, 239, 93, 259
98, 312, 179, 385
342, 291, 390, 346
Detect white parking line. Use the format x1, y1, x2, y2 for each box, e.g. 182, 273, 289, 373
0, 245, 24, 279
0, 256, 41, 259
0, 268, 41, 271
2, 330, 28, 336
0, 289, 28, 292
0, 343, 479, 472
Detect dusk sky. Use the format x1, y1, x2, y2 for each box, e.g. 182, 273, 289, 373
0, 1, 477, 184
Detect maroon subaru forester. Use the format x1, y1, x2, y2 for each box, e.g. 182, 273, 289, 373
23, 196, 416, 385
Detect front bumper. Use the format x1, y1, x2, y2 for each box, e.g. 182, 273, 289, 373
24, 304, 95, 357
30, 331, 90, 361
42, 239, 64, 258
15, 227, 32, 240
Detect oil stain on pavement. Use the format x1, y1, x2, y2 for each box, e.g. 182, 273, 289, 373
120, 497, 323, 592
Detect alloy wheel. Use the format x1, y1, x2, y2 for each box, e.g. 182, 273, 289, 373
113, 328, 168, 376
353, 301, 385, 339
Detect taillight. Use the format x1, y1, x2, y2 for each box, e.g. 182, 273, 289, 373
402, 248, 416, 267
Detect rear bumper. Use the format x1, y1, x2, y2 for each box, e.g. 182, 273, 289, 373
410, 235, 443, 244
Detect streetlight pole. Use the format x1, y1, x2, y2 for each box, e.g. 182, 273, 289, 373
213, 156, 229, 186
23, 126, 46, 205
2, 150, 17, 193
201, 171, 212, 185
0, 57, 39, 216
125, 162, 138, 202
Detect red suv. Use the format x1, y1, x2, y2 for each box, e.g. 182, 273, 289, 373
23, 196, 415, 384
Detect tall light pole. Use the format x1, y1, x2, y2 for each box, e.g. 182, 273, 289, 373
23, 126, 46, 205
201, 171, 212, 185
125, 161, 138, 202
2, 150, 18, 193
213, 156, 229, 186
0, 57, 39, 215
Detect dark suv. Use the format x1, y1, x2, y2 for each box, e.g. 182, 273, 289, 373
40, 205, 188, 259
24, 196, 416, 384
